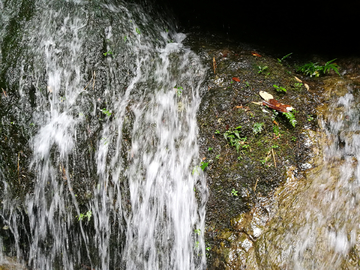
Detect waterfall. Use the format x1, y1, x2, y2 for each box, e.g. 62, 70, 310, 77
291, 91, 360, 269
255, 81, 360, 269
0, 1, 207, 269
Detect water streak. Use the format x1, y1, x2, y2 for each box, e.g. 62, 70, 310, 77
0, 1, 207, 269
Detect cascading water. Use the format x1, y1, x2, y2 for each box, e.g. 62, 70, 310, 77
255, 81, 360, 269
291, 91, 360, 269
0, 0, 207, 269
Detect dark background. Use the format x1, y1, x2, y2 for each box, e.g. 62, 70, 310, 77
153, 1, 360, 55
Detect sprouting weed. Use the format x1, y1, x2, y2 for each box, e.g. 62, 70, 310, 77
176, 86, 183, 97
231, 189, 238, 196
101, 109, 112, 117
277, 52, 292, 63
200, 162, 209, 171
103, 50, 113, 56
78, 210, 92, 222
283, 112, 297, 127
273, 84, 287, 93
253, 122, 264, 134
258, 65, 268, 74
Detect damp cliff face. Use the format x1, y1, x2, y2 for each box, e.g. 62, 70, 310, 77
187, 31, 360, 269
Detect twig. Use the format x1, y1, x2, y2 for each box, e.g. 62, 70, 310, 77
254, 178, 259, 192
272, 148, 276, 168
83, 71, 96, 90
92, 71, 96, 89
213, 57, 216, 74
2, 88, 7, 97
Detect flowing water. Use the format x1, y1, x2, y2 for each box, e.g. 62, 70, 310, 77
256, 82, 360, 269
0, 0, 207, 269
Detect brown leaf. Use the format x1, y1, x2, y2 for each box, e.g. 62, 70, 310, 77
251, 51, 262, 57
232, 77, 241, 82
263, 99, 294, 113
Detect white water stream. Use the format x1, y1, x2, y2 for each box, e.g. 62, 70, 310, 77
0, 1, 207, 269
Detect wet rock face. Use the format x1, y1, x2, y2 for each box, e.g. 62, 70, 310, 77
192, 32, 360, 268
187, 33, 360, 268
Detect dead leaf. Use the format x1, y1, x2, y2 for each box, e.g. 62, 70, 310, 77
232, 77, 241, 82
273, 120, 278, 125
213, 57, 216, 74
294, 76, 302, 82
259, 91, 274, 101
263, 99, 294, 113
304, 83, 309, 91
252, 101, 263, 105
251, 51, 262, 57
2, 88, 7, 97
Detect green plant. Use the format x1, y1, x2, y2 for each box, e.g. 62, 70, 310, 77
176, 86, 183, 97
260, 158, 267, 165
307, 115, 314, 121
208, 147, 213, 151
78, 210, 92, 222
215, 130, 220, 134
273, 125, 280, 137
194, 229, 201, 235
253, 122, 264, 135
258, 65, 268, 74
124, 36, 127, 42
200, 161, 209, 171
136, 27, 141, 34
294, 82, 303, 89
273, 84, 287, 93
223, 126, 245, 152
277, 52, 293, 63
245, 81, 250, 87
297, 59, 340, 77
101, 108, 112, 117
231, 189, 238, 196
216, 154, 220, 159
283, 112, 297, 127
103, 50, 113, 56
291, 136, 297, 142
272, 144, 279, 149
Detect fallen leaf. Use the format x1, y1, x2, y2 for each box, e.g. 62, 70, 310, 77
294, 76, 302, 82
263, 99, 294, 113
273, 120, 278, 125
259, 91, 274, 101
232, 77, 241, 82
213, 57, 216, 74
252, 101, 263, 105
251, 51, 262, 57
304, 83, 309, 90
